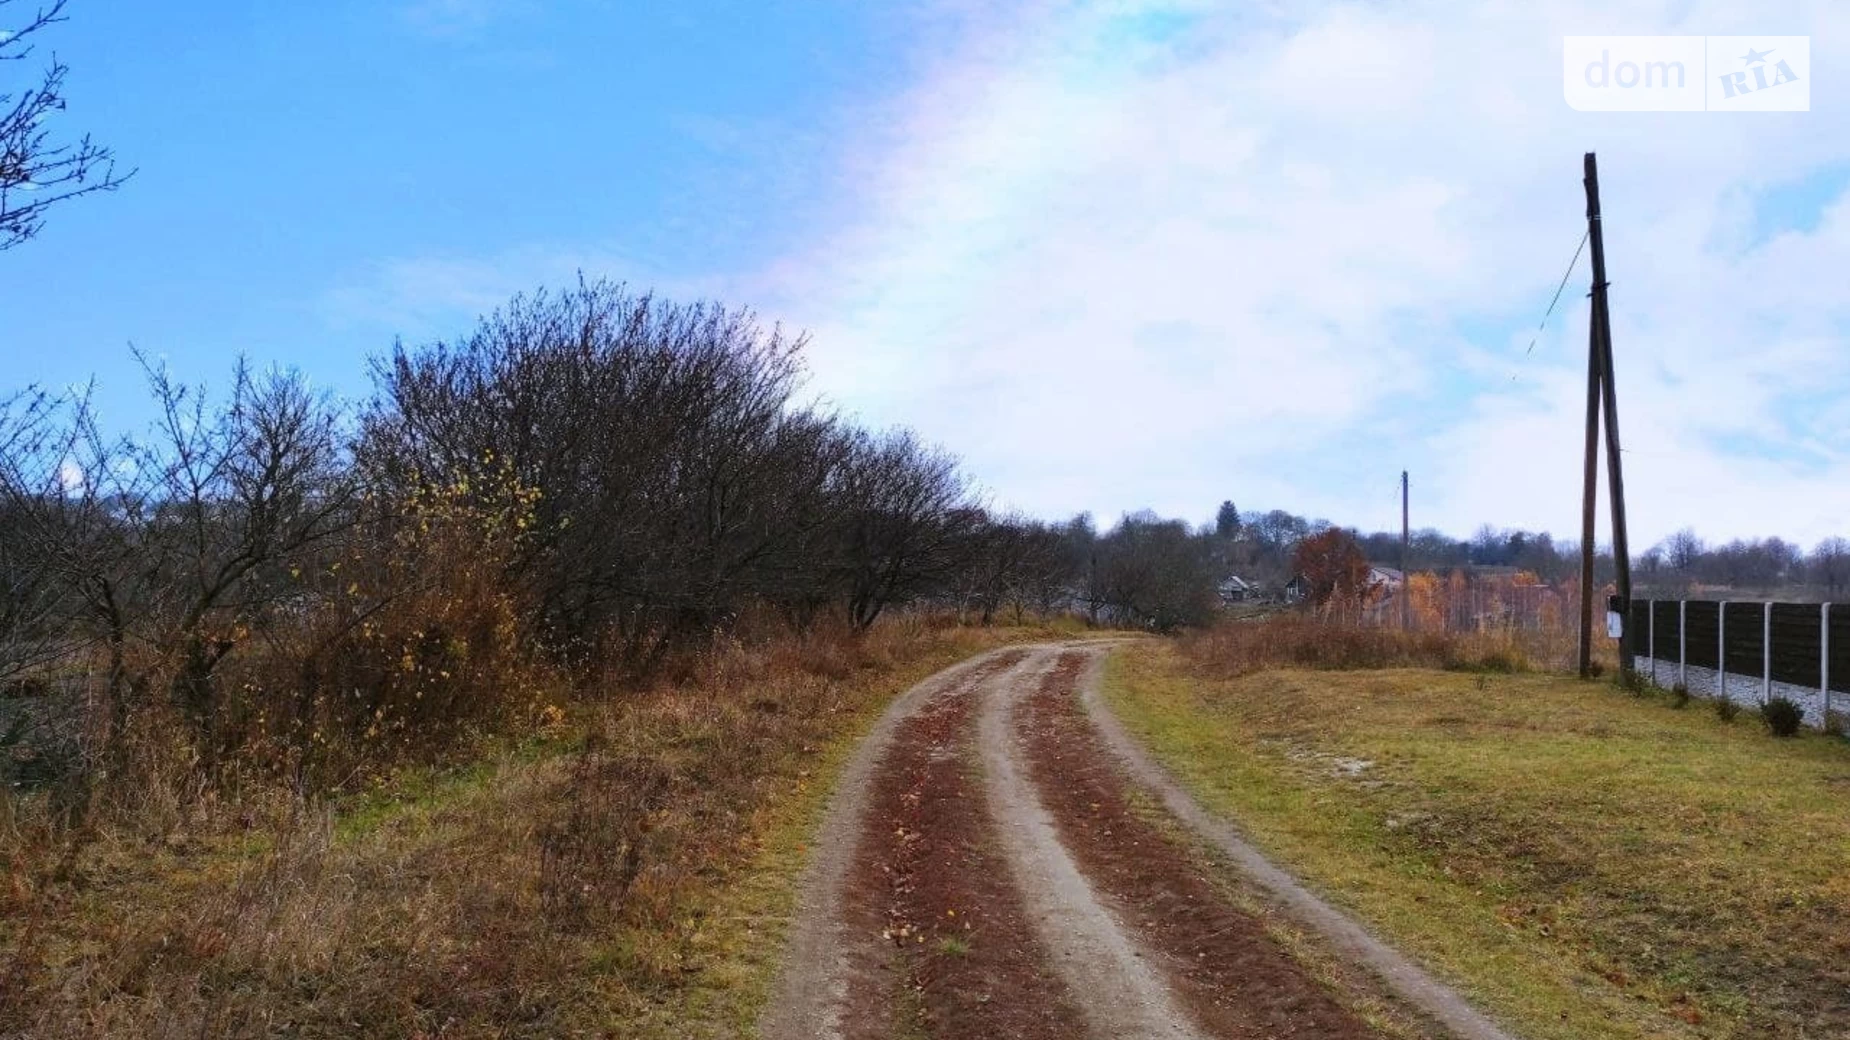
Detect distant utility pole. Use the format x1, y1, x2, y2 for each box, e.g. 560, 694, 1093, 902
1400, 470, 1410, 632
1577, 151, 1635, 681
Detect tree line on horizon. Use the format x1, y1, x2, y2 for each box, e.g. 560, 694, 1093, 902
1201, 500, 1850, 601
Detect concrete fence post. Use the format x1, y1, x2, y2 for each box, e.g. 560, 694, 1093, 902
1763, 603, 1772, 705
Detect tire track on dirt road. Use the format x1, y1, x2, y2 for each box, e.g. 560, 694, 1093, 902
761, 641, 1515, 1040
975, 649, 1212, 1040
837, 651, 1088, 1040
758, 646, 1031, 1040
1017, 650, 1392, 1038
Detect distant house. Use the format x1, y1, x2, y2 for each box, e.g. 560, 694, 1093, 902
1283, 575, 1312, 604
1285, 568, 1403, 608
1362, 566, 1406, 622
1217, 575, 1259, 604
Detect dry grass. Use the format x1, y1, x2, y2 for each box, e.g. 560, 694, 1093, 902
1181, 615, 1589, 676
1104, 636, 1850, 1040
1, 614, 1082, 1039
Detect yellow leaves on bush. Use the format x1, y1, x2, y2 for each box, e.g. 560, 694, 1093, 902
204, 463, 560, 792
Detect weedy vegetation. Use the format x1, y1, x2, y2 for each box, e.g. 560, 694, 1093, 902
1178, 614, 1548, 676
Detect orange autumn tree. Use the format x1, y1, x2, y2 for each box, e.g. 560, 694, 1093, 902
1293, 529, 1373, 608
1405, 571, 1443, 630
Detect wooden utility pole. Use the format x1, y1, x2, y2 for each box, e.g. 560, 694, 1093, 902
1576, 151, 1635, 680
1586, 152, 1634, 680
1400, 470, 1410, 631
1577, 304, 1601, 676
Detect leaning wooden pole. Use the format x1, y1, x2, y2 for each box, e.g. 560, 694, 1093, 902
1577, 283, 1602, 677
1585, 151, 1634, 681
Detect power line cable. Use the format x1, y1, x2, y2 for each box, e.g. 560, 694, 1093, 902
1511, 229, 1591, 380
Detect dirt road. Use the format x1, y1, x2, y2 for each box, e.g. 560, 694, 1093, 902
759, 641, 1517, 1040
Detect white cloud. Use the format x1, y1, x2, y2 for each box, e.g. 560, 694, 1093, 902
751, 0, 1850, 546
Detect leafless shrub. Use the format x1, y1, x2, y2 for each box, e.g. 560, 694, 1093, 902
833, 428, 973, 629
1082, 513, 1219, 631
947, 512, 1073, 625
366, 279, 985, 669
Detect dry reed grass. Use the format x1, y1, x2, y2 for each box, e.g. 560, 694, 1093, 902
1178, 615, 1585, 677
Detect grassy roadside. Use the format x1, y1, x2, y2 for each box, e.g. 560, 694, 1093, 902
1101, 639, 1850, 1040
2, 619, 1082, 1038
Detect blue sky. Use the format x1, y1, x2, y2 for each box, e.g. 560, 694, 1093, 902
6, 1, 1850, 545
4, 1, 929, 409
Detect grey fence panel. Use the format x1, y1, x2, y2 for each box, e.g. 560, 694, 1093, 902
1683, 602, 1721, 670
1652, 601, 1681, 660
1769, 602, 1822, 688
1722, 601, 1766, 679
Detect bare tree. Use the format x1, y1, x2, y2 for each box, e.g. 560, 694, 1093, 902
1811, 537, 1850, 599
947, 512, 1069, 625
1, 0, 132, 249
1004, 521, 1073, 622
1663, 528, 1704, 573
833, 429, 971, 629
145, 360, 355, 743
0, 359, 354, 763
1090, 514, 1218, 631
0, 389, 74, 686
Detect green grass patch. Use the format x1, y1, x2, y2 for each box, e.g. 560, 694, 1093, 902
1102, 641, 1850, 1040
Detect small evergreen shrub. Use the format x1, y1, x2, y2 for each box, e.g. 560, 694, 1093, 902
1713, 696, 1740, 723
1670, 683, 1691, 709
1761, 696, 1804, 738
1825, 710, 1848, 738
